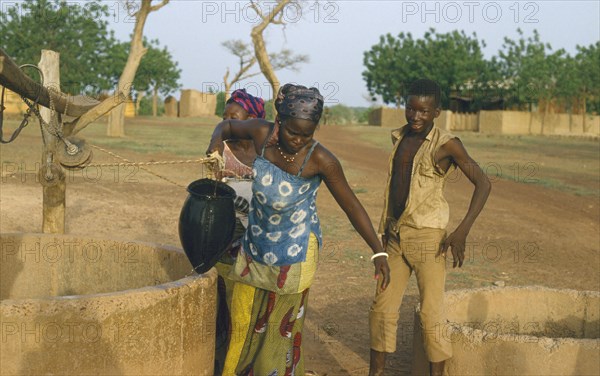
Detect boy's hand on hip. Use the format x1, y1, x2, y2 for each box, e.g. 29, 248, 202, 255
438, 230, 468, 268
374, 258, 390, 292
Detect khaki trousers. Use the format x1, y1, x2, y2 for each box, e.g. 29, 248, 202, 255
369, 224, 452, 362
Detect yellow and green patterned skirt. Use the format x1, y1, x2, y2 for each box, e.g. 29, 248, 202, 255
222, 233, 319, 376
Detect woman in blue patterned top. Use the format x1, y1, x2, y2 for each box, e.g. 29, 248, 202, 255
207, 84, 390, 376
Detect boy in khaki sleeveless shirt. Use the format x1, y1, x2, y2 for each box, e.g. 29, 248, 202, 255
369, 79, 491, 376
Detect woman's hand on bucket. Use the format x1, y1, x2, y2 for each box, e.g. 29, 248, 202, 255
206, 138, 224, 157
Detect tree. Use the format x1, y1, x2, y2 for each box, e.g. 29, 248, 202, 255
0, 0, 118, 94
107, 0, 170, 137
138, 95, 165, 116
575, 42, 600, 130
215, 91, 226, 116
498, 29, 565, 132
554, 55, 581, 131
357, 107, 373, 124
264, 99, 275, 120
222, 39, 308, 102
362, 29, 488, 109
248, 0, 295, 99
324, 104, 357, 125
498, 29, 541, 111
128, 39, 181, 116
222, 40, 258, 102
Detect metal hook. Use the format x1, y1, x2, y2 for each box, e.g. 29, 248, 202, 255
63, 139, 80, 156
45, 154, 54, 181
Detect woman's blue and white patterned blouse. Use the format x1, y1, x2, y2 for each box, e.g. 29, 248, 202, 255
242, 144, 322, 266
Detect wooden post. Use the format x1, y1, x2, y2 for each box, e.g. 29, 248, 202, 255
39, 50, 65, 234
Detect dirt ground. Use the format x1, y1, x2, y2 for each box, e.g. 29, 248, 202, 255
1, 119, 599, 375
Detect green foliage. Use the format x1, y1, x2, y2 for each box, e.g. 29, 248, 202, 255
264, 99, 275, 121
322, 105, 371, 125
498, 29, 565, 111
362, 28, 488, 109
138, 96, 164, 116
554, 55, 582, 113
575, 42, 600, 114
496, 31, 599, 117
112, 38, 181, 99
363, 28, 597, 115
215, 91, 226, 117
0, 0, 118, 94
138, 39, 181, 97
1, 0, 180, 104
357, 107, 373, 124
325, 105, 355, 125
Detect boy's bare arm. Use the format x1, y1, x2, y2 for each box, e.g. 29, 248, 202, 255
437, 138, 492, 267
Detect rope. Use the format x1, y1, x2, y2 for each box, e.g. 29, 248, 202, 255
86, 144, 204, 188
5, 64, 79, 155
1, 82, 36, 144
85, 144, 242, 188
1, 65, 45, 143
83, 145, 246, 181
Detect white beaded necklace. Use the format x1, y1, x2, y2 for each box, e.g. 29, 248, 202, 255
276, 143, 298, 163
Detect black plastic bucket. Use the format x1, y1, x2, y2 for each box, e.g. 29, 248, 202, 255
178, 178, 236, 274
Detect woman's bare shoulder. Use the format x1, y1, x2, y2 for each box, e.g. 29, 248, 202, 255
311, 142, 342, 173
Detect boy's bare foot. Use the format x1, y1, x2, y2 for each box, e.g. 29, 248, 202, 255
369, 349, 386, 376
430, 360, 445, 376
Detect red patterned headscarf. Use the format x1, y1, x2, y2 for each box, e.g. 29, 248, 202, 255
227, 89, 266, 119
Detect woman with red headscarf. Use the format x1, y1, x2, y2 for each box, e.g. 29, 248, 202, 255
221, 89, 266, 179
214, 88, 267, 374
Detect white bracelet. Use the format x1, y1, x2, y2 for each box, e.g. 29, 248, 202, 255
370, 252, 389, 261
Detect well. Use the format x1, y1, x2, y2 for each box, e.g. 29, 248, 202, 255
0, 233, 217, 375
412, 286, 600, 375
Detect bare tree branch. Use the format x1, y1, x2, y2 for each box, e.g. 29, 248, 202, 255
270, 49, 309, 71
249, 0, 264, 19
222, 40, 260, 99
252, 0, 290, 33
222, 37, 307, 101
239, 71, 262, 81
272, 12, 285, 25
223, 68, 230, 86
149, 0, 170, 12
125, 0, 137, 15
249, 0, 293, 97
64, 93, 127, 136
108, 0, 168, 136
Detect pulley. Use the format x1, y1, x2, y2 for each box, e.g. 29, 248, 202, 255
57, 137, 92, 168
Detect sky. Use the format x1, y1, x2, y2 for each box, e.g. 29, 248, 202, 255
106, 0, 600, 107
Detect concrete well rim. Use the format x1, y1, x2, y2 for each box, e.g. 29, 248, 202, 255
415, 285, 600, 347
0, 232, 215, 305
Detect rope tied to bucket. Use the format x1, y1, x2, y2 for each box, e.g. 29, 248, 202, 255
85, 144, 211, 188
82, 145, 245, 189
